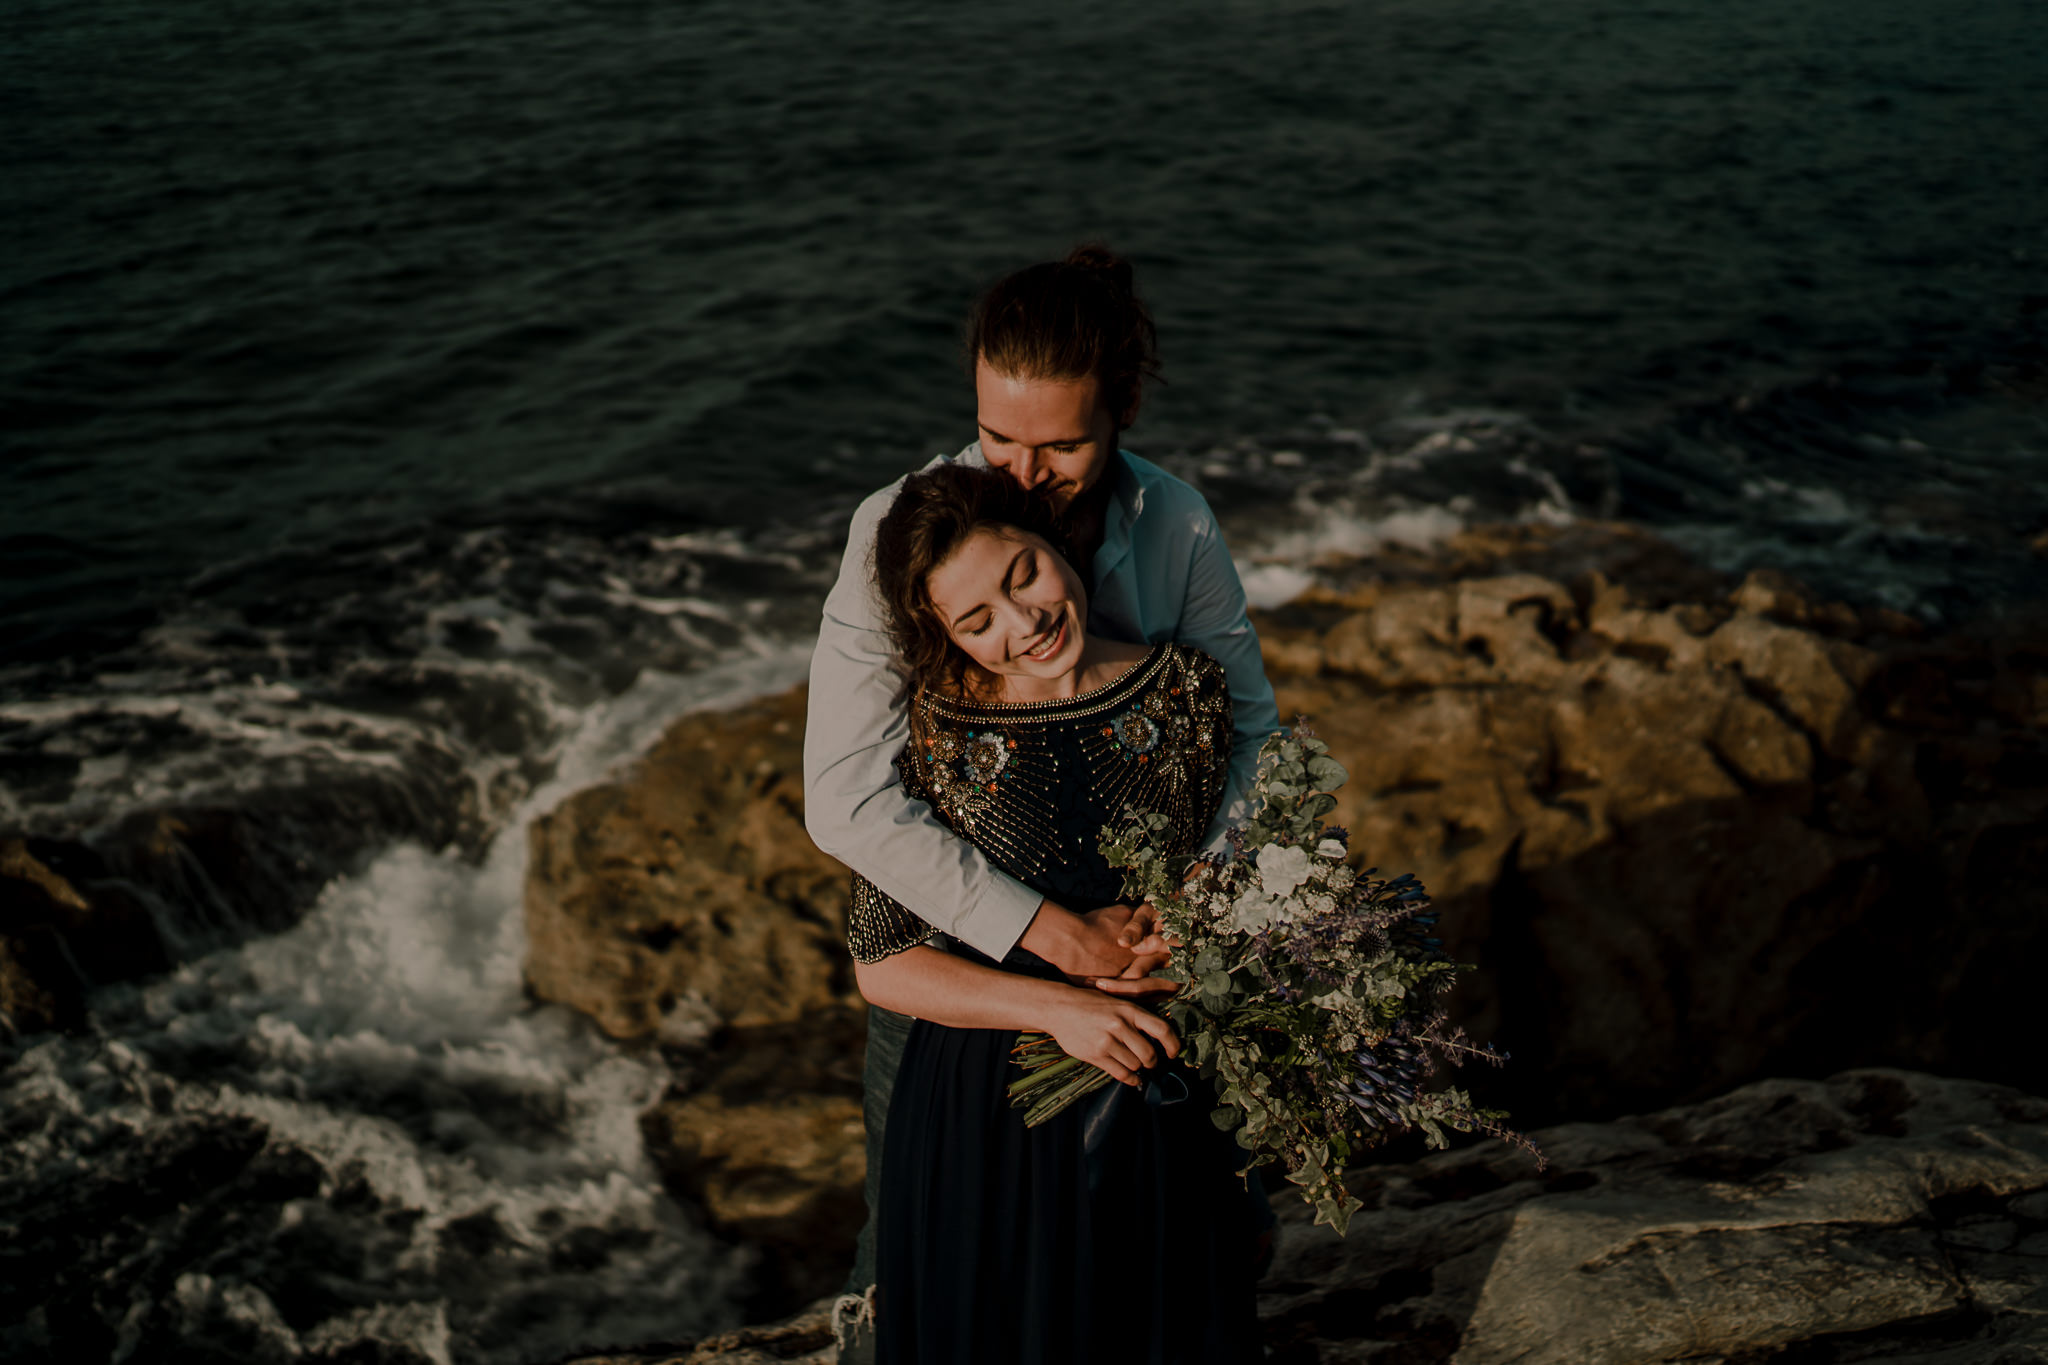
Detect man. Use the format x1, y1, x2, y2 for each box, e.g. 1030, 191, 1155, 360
803, 246, 1279, 1355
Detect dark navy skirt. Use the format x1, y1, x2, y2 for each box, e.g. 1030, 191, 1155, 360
873, 955, 1261, 1365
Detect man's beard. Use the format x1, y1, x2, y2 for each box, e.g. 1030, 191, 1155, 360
1042, 479, 1087, 510
1045, 429, 1119, 511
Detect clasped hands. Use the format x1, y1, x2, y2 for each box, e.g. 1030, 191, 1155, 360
1017, 898, 1185, 1087
1020, 897, 1179, 998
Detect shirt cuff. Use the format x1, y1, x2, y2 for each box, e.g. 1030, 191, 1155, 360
948, 870, 1046, 961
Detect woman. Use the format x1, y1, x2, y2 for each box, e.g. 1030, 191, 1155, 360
847, 462, 1262, 1365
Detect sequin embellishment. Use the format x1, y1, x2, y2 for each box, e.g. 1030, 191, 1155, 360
1105, 708, 1162, 756
846, 645, 1234, 964
922, 727, 1017, 832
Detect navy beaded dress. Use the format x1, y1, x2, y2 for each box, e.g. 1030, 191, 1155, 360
847, 643, 1261, 1365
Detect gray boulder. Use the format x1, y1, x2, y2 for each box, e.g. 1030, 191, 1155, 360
1262, 1070, 2048, 1364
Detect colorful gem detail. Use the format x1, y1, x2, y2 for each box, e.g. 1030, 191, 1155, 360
1106, 708, 1162, 757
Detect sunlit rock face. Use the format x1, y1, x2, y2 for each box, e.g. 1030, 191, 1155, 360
638, 1008, 867, 1315
522, 684, 854, 1042
1255, 523, 2048, 1123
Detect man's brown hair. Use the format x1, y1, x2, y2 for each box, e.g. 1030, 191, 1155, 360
966, 243, 1162, 420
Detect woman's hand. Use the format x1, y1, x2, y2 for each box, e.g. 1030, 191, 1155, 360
1042, 987, 1181, 1088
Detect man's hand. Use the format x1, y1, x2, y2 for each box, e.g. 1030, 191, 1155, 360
1020, 898, 1170, 981
1117, 901, 1173, 978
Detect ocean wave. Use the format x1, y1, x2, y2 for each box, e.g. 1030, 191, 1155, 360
0, 650, 812, 1363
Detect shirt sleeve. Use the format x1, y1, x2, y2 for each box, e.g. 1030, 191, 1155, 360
1169, 491, 1282, 848
801, 484, 1047, 962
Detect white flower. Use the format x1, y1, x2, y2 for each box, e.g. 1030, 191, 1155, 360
1316, 837, 1347, 860
1230, 887, 1285, 934
1256, 842, 1313, 898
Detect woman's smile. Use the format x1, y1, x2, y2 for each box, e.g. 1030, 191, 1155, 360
1018, 617, 1067, 662
925, 525, 1094, 700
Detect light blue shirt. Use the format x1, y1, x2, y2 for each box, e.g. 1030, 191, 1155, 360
802, 443, 1280, 961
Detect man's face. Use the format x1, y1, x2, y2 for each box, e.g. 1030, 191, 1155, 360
974, 359, 1120, 511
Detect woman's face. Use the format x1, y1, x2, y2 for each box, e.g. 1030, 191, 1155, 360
924, 525, 1087, 690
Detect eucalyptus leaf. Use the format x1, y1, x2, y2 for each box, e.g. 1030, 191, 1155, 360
1306, 754, 1348, 788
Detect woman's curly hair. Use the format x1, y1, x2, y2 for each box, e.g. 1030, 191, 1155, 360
873, 463, 1078, 704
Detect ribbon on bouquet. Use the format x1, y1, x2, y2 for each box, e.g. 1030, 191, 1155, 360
1080, 1060, 1194, 1189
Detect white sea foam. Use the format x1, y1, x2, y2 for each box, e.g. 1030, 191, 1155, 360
1, 646, 814, 1363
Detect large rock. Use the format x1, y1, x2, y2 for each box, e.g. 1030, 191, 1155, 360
639, 1007, 867, 1315
524, 685, 857, 1041
1257, 526, 2048, 1121
1260, 1070, 2048, 1364
523, 686, 869, 1312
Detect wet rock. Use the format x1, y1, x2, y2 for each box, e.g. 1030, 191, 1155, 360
0, 1110, 325, 1361
1260, 1070, 2048, 1365
2, 746, 483, 1041
0, 836, 170, 1037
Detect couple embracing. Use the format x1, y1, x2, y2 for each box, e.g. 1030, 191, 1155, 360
803, 246, 1279, 1365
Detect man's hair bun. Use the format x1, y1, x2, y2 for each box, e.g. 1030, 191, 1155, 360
968, 244, 1160, 418
1062, 242, 1135, 295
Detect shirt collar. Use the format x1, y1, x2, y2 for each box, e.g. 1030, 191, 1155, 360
1092, 451, 1141, 584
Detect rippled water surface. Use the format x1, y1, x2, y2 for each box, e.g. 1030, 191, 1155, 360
7, 0, 2045, 638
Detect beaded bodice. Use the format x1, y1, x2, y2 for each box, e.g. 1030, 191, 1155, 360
846, 643, 1233, 964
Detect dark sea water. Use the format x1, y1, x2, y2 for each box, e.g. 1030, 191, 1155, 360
3, 0, 2046, 1360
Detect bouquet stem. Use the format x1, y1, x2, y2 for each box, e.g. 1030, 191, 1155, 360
1007, 1028, 1133, 1126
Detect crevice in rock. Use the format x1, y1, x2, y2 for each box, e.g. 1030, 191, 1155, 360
635, 925, 683, 954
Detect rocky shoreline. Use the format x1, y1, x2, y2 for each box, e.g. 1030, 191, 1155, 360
510, 519, 2048, 1354
8, 520, 2047, 1361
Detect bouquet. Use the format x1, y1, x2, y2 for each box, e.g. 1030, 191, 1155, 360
1006, 724, 1536, 1233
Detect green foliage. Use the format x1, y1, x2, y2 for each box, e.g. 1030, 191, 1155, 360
1007, 724, 1535, 1232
